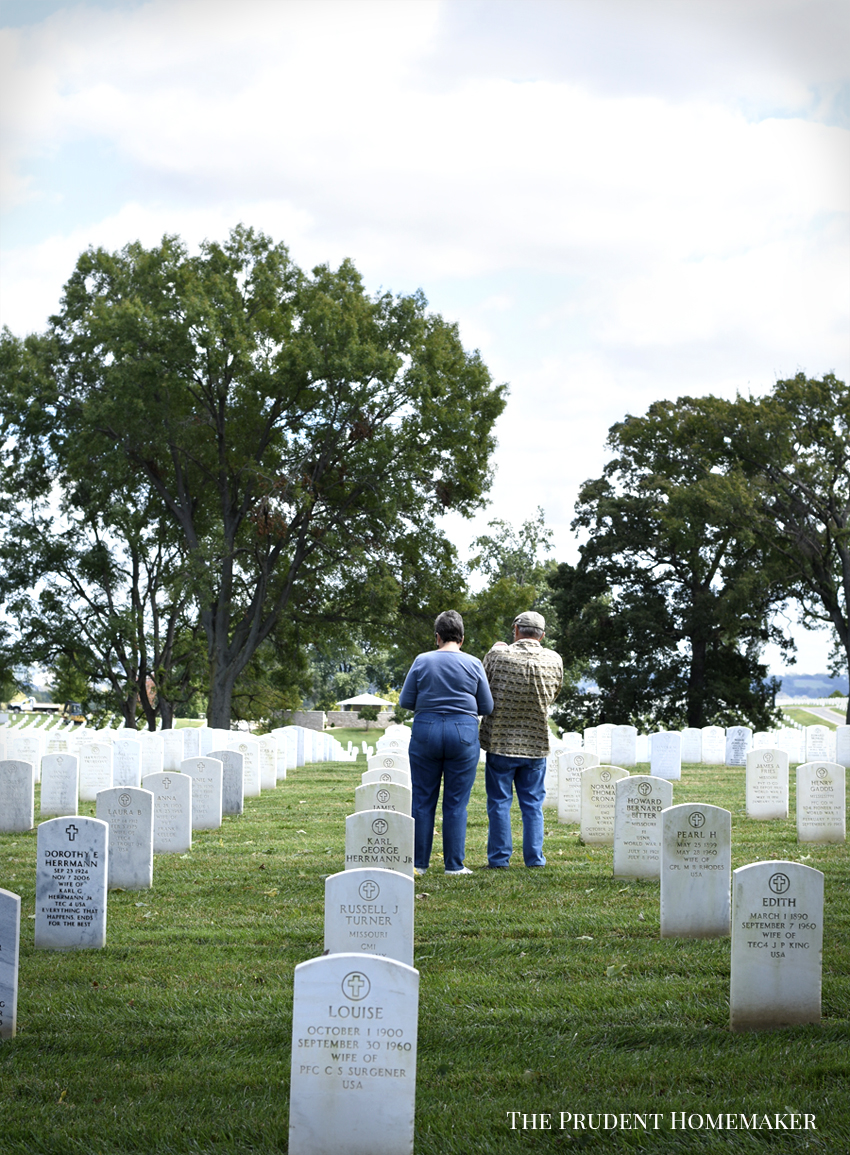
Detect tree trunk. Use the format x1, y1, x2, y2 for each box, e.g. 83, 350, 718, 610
687, 637, 707, 729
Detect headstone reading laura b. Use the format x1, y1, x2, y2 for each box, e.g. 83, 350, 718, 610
730, 861, 823, 1031
96, 787, 154, 890
35, 817, 108, 950
288, 953, 418, 1155
324, 868, 414, 966
0, 888, 20, 1039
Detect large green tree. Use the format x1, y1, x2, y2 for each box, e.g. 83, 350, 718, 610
0, 226, 505, 727
550, 396, 790, 732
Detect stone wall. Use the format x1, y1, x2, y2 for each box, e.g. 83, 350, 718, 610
325, 710, 396, 730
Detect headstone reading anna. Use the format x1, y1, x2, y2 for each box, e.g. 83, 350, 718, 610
650, 731, 682, 780
681, 728, 702, 764
96, 787, 154, 890
354, 782, 412, 816
730, 861, 823, 1031
208, 748, 244, 816
579, 765, 629, 845
78, 741, 113, 802
40, 752, 79, 816
288, 953, 418, 1155
701, 725, 726, 765
35, 816, 108, 950
324, 868, 414, 966
181, 757, 223, 831
345, 811, 415, 878
610, 725, 637, 768
746, 748, 789, 820
0, 888, 20, 1039
796, 762, 846, 844
613, 775, 673, 879
725, 726, 752, 766
661, 803, 731, 938
0, 760, 35, 832
558, 751, 598, 825
142, 772, 192, 854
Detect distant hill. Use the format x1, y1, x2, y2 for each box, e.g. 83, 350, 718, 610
776, 672, 849, 699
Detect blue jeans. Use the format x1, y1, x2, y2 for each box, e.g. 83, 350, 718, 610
485, 752, 547, 867
409, 712, 480, 871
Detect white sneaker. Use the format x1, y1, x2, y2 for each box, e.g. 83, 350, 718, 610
414, 867, 427, 876
445, 866, 474, 875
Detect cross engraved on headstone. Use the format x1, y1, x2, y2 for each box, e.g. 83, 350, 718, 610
769, 871, 790, 894
119, 792, 131, 806
380, 773, 392, 781
689, 811, 705, 828
372, 817, 389, 836
162, 777, 171, 789
65, 824, 78, 841
343, 971, 370, 1000
638, 781, 651, 796
359, 879, 379, 901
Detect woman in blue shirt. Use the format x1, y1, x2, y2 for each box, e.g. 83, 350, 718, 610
399, 610, 493, 875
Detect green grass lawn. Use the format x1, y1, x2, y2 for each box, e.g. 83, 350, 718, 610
1, 758, 848, 1154
780, 709, 841, 731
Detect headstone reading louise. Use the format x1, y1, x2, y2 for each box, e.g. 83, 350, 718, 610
730, 861, 823, 1031
181, 757, 223, 831
0, 888, 20, 1039
700, 725, 726, 765
208, 748, 244, 816
558, 751, 598, 825
288, 953, 418, 1155
613, 775, 673, 879
361, 766, 411, 789
579, 765, 629, 844
796, 762, 846, 844
354, 782, 412, 816
345, 811, 414, 877
78, 741, 113, 802
650, 731, 682, 780
35, 816, 108, 950
681, 728, 702, 764
610, 725, 637, 768
661, 803, 731, 938
804, 725, 830, 762
96, 787, 154, 890
0, 760, 35, 832
835, 724, 850, 769
725, 726, 753, 766
112, 738, 142, 789
40, 752, 80, 816
142, 771, 192, 854
324, 868, 414, 966
745, 748, 789, 820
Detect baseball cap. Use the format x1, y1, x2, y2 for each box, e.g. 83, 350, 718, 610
513, 611, 545, 631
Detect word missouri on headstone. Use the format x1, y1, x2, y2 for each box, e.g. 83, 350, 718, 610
325, 869, 414, 966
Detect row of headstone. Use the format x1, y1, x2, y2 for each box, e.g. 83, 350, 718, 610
575, 723, 849, 766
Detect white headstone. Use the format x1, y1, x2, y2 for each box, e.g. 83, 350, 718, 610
543, 748, 562, 807
661, 803, 731, 938
559, 731, 583, 751
259, 737, 278, 790
6, 731, 42, 783
796, 762, 846, 843
752, 730, 773, 750
161, 729, 184, 773
595, 724, 614, 764
35, 817, 108, 949
366, 752, 411, 774
725, 726, 752, 766
745, 748, 789, 820
182, 726, 200, 759
634, 733, 649, 763
701, 725, 726, 765
582, 727, 597, 754
650, 731, 682, 780
208, 748, 244, 816
288, 953, 418, 1155
0, 888, 20, 1039
345, 811, 414, 877
138, 732, 164, 778
361, 766, 412, 789
836, 724, 850, 768
681, 728, 702, 764
78, 741, 113, 802
580, 765, 629, 845
143, 771, 192, 854
558, 751, 598, 825
181, 757, 223, 831
610, 725, 637, 768
804, 725, 830, 762
613, 775, 673, 879
40, 752, 79, 816
354, 782, 412, 816
112, 738, 142, 789
96, 787, 154, 890
231, 737, 260, 798
197, 727, 214, 756
0, 760, 35, 832
774, 726, 805, 764
730, 861, 823, 1031
324, 869, 414, 967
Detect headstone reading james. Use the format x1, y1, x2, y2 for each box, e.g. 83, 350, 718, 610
354, 782, 412, 816
35, 816, 108, 950
345, 811, 414, 878
613, 775, 673, 879
730, 861, 823, 1031
661, 803, 731, 938
746, 748, 789, 820
288, 953, 418, 1155
324, 868, 414, 967
0, 888, 20, 1039
796, 762, 846, 844
96, 786, 154, 890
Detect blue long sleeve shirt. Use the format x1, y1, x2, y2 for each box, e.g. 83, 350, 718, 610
399, 650, 494, 717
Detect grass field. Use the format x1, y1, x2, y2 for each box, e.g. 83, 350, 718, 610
780, 709, 843, 731
1, 751, 848, 1154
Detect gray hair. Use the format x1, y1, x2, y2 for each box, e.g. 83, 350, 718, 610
434, 610, 464, 643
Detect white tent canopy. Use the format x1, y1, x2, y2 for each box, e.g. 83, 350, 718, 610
337, 693, 394, 710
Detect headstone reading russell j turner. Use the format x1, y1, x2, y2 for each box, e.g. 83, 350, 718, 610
730, 861, 823, 1031
288, 953, 419, 1155
324, 868, 414, 966
35, 816, 108, 950
0, 888, 20, 1039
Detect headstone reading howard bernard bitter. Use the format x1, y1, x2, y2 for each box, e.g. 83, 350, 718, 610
324, 868, 414, 966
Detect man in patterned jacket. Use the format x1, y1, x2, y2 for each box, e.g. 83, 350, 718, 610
479, 611, 563, 868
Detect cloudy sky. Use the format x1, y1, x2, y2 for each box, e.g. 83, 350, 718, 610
1, 0, 848, 675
